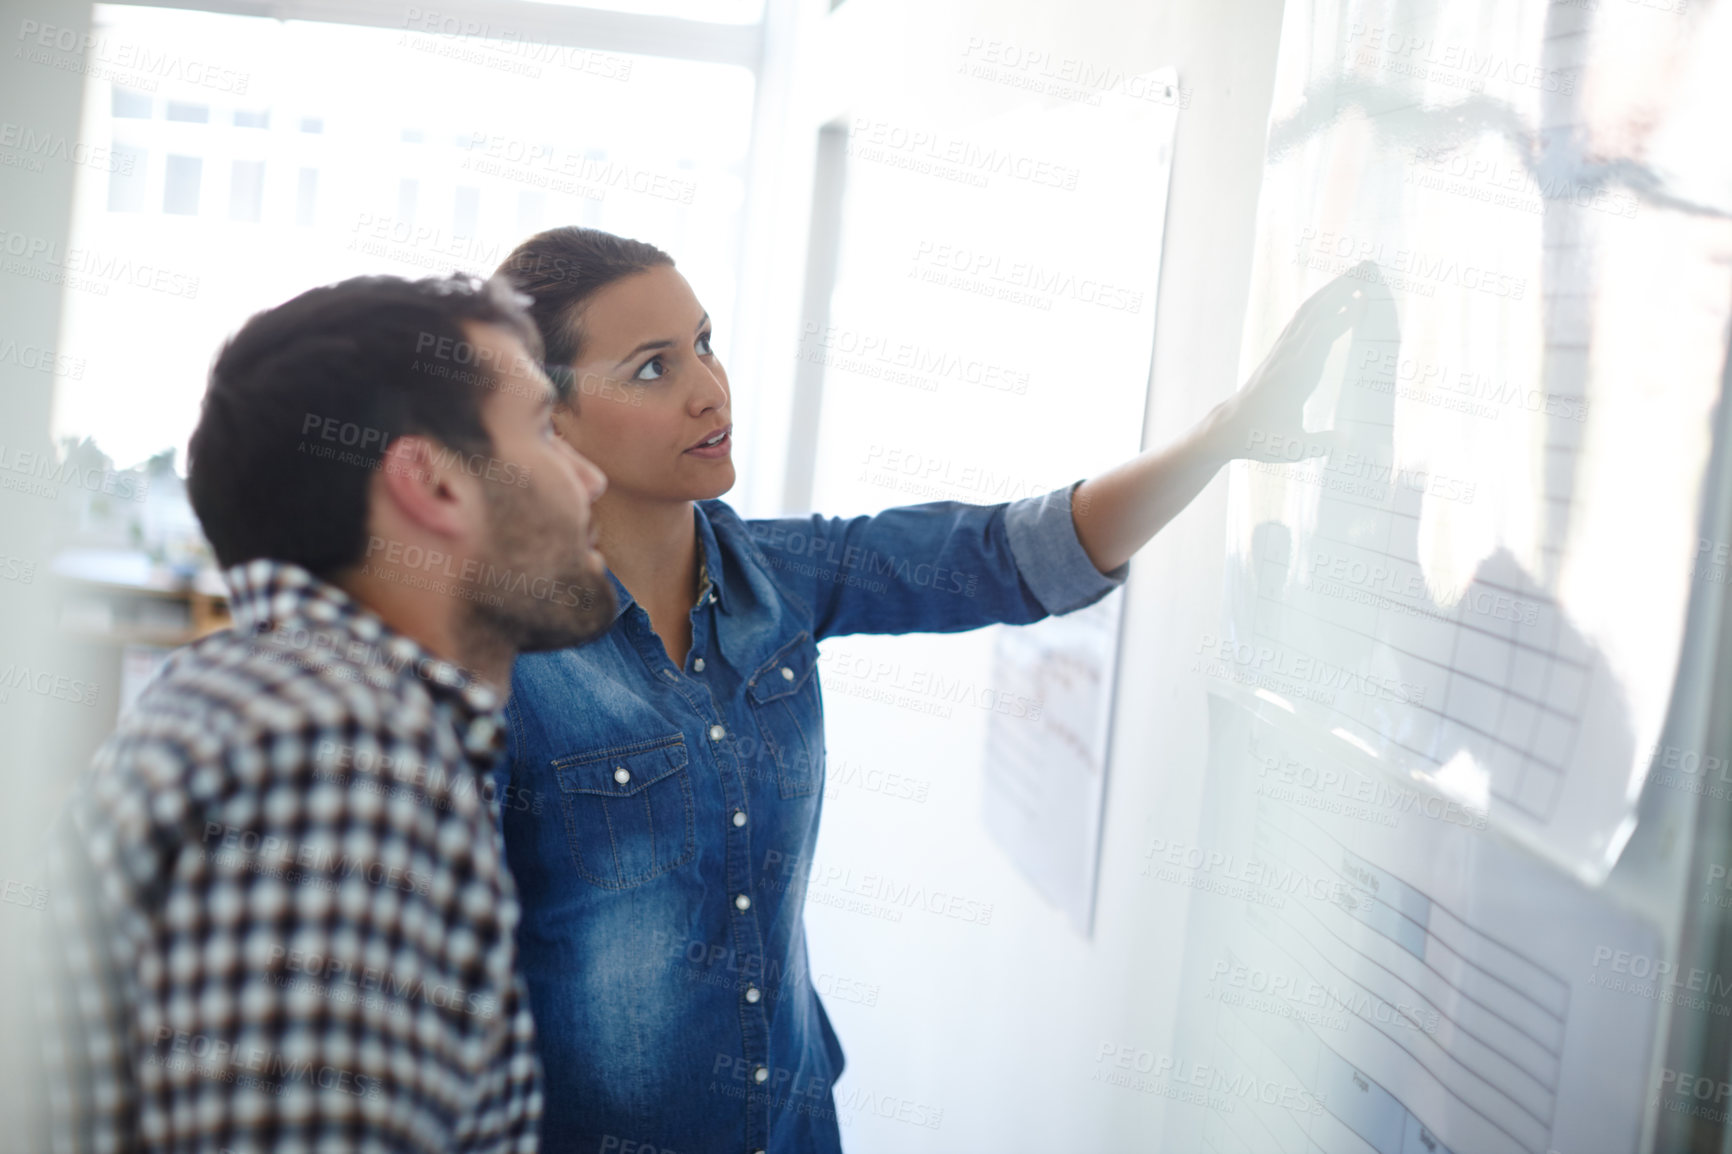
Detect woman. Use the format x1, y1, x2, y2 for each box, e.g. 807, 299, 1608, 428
491, 227, 1369, 1151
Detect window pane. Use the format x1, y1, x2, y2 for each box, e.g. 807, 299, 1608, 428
229, 160, 265, 223
163, 155, 201, 215
111, 88, 150, 118
296, 168, 318, 227
234, 109, 270, 128
165, 102, 208, 123
453, 186, 480, 239
516, 189, 545, 234
106, 145, 147, 212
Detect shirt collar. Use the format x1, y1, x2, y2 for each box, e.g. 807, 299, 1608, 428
694, 502, 729, 613
222, 558, 506, 760
603, 502, 729, 624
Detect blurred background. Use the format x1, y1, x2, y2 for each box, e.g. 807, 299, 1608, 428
4, 0, 1730, 1151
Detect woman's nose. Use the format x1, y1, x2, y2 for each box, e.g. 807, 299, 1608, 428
689, 361, 729, 413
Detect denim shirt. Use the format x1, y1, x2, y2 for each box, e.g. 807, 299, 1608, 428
497, 485, 1125, 1153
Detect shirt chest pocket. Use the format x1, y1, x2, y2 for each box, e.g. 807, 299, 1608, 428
747, 633, 824, 799
551, 735, 696, 890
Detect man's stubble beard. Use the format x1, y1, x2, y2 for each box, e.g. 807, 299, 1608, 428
464, 478, 617, 655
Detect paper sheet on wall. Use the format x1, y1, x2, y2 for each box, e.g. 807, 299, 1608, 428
1218, 0, 1732, 880
982, 589, 1125, 935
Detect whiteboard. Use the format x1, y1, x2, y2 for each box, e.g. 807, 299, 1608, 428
1218, 0, 1732, 881
1164, 0, 1731, 1151
803, 73, 1178, 922
797, 69, 1183, 1149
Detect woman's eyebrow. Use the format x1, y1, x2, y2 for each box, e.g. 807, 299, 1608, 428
614, 338, 672, 369
612, 314, 713, 369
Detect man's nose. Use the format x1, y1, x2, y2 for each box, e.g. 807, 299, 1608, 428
569, 447, 607, 503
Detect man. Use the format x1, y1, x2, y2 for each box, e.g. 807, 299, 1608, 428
38, 273, 614, 1152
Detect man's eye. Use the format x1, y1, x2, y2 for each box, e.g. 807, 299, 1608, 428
634, 357, 666, 382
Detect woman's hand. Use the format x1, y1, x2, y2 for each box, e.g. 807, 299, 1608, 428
1201, 259, 1383, 465
1071, 260, 1385, 575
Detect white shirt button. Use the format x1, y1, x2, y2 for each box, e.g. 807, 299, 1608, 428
732, 810, 747, 828
745, 986, 761, 1003
710, 724, 726, 741
753, 1065, 769, 1083
734, 893, 751, 911
694, 657, 706, 672
781, 666, 795, 681
613, 766, 631, 785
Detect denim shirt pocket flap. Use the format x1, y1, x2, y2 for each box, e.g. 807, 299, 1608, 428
747, 632, 817, 704
552, 736, 689, 798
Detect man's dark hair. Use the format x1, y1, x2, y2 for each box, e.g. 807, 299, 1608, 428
187, 273, 544, 575
495, 227, 674, 390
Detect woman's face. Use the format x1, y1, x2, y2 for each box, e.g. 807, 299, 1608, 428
556, 264, 734, 505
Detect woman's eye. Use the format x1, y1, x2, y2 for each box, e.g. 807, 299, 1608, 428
696, 331, 714, 356
634, 356, 666, 382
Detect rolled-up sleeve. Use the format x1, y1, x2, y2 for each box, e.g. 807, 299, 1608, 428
740, 481, 1126, 641
1004, 480, 1129, 616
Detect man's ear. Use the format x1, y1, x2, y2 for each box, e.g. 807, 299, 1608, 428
375, 435, 472, 541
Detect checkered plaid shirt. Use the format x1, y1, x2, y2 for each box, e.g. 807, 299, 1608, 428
38, 560, 543, 1152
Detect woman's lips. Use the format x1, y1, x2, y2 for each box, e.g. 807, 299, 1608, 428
685, 426, 732, 458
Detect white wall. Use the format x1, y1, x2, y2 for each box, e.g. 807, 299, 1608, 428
785, 1, 1294, 1150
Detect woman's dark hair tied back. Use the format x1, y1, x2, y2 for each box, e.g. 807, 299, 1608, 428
495, 227, 674, 376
